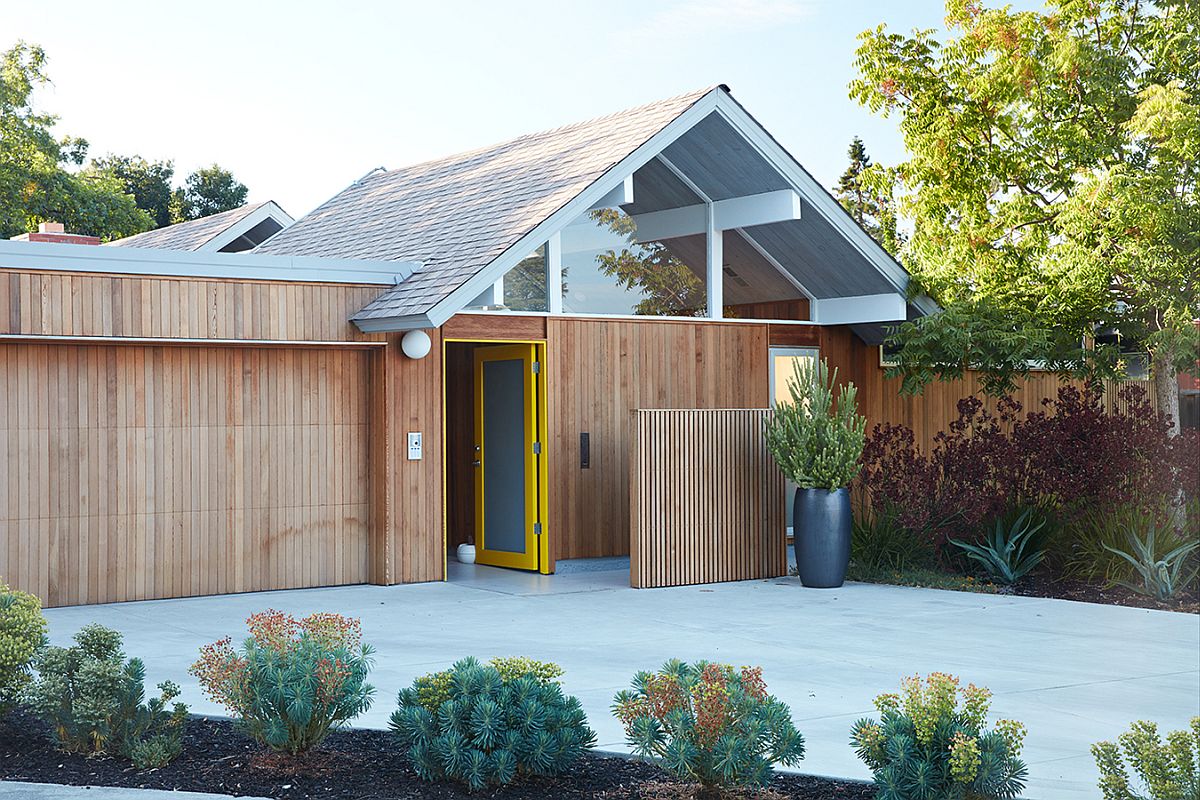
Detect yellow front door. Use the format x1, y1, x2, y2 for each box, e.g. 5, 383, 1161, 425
473, 343, 543, 571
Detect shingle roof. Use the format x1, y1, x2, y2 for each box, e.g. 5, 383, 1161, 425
257, 87, 718, 321
107, 202, 269, 251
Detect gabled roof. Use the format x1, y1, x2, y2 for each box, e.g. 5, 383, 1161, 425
257, 88, 717, 322
108, 201, 293, 253
262, 86, 931, 331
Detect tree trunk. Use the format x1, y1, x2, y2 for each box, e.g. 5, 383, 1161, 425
1152, 348, 1181, 437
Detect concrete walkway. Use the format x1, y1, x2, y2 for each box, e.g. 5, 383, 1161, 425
39, 563, 1200, 800
0, 783, 271, 799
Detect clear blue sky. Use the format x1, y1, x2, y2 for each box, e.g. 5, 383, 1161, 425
11, 1, 976, 218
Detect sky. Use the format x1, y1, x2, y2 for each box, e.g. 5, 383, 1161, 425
10, 1, 968, 219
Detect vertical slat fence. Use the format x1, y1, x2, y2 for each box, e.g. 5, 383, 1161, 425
629, 409, 786, 588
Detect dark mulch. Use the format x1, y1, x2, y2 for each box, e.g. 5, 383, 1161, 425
0, 712, 872, 800
1004, 572, 1199, 614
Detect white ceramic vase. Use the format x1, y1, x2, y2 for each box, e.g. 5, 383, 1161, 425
456, 543, 476, 564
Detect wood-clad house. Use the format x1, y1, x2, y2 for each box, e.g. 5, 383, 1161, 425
2, 85, 1026, 607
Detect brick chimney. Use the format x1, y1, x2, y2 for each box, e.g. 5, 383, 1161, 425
9, 221, 101, 246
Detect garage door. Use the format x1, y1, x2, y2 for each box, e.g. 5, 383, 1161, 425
0, 343, 373, 607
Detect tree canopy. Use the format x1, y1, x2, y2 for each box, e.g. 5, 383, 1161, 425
851, 0, 1199, 429
171, 164, 248, 223
1, 42, 151, 240
1, 41, 253, 240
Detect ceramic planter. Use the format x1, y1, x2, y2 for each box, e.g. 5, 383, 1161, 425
456, 543, 476, 564
793, 487, 851, 588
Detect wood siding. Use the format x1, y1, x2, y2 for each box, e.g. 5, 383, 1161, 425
1, 342, 373, 607
545, 318, 769, 565
0, 269, 384, 342
629, 409, 786, 588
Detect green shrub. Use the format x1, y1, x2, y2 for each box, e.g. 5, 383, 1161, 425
1059, 501, 1199, 585
1093, 718, 1199, 800
1103, 522, 1199, 601
410, 656, 564, 715
190, 609, 374, 755
0, 582, 48, 713
23, 623, 187, 768
391, 656, 594, 790
612, 659, 805, 791
851, 502, 934, 572
951, 507, 1047, 584
851, 673, 1027, 800
764, 358, 867, 490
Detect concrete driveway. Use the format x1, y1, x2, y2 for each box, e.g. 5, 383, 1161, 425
40, 563, 1200, 800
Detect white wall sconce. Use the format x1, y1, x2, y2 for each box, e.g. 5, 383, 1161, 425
401, 329, 432, 359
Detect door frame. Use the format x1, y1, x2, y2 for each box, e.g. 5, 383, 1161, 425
442, 338, 550, 576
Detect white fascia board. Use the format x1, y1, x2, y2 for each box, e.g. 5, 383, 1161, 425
560, 189, 801, 254
587, 175, 634, 210
417, 88, 727, 330
200, 200, 296, 253
811, 294, 907, 325
355, 312, 434, 332
711, 94, 913, 298
0, 239, 416, 286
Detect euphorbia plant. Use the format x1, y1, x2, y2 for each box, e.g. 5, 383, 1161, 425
191, 610, 374, 755
613, 659, 805, 792
763, 358, 866, 490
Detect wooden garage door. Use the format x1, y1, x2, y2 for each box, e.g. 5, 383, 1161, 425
0, 343, 373, 607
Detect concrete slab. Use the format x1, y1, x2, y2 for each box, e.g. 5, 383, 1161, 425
0, 782, 271, 799
40, 563, 1200, 800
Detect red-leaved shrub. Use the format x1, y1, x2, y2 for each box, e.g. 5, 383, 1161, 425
856, 385, 1198, 549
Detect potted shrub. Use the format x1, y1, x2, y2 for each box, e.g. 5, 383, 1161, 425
764, 358, 866, 587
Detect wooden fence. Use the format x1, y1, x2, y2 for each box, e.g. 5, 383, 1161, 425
629, 409, 787, 588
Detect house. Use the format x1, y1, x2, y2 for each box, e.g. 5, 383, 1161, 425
107, 201, 294, 253
0, 85, 1058, 608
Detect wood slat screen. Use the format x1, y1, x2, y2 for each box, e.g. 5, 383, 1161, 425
629, 409, 786, 589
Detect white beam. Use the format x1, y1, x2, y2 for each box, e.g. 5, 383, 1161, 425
623, 190, 800, 242
706, 204, 722, 319
588, 175, 634, 210
811, 294, 907, 325
560, 189, 803, 254
546, 234, 563, 314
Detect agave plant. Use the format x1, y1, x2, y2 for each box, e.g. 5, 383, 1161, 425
951, 507, 1046, 584
1104, 524, 1199, 601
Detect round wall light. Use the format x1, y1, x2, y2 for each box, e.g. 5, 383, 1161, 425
401, 329, 432, 360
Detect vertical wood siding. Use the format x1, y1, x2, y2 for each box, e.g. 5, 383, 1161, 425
629, 409, 786, 588
0, 270, 385, 342
545, 318, 770, 565
0, 342, 373, 607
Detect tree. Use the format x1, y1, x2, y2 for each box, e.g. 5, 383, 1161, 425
0, 41, 151, 240
86, 155, 174, 228
171, 164, 248, 223
850, 0, 1200, 432
834, 136, 905, 255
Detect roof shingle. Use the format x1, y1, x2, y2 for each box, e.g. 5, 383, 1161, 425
107, 202, 270, 251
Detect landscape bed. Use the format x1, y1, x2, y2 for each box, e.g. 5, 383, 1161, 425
0, 713, 873, 800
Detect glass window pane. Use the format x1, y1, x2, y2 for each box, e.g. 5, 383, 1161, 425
560, 208, 707, 317
501, 248, 548, 312
771, 349, 818, 406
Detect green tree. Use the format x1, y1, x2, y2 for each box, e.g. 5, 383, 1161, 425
0, 41, 151, 240
850, 0, 1200, 432
86, 155, 175, 228
171, 164, 248, 222
834, 136, 905, 255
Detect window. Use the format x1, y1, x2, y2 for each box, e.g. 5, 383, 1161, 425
769, 347, 819, 536
770, 347, 819, 407
559, 208, 707, 317
467, 246, 550, 312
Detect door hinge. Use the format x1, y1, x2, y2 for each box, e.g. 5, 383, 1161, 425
532, 361, 541, 374
533, 441, 542, 454
533, 522, 543, 536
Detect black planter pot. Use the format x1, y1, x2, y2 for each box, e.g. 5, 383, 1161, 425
793, 487, 851, 588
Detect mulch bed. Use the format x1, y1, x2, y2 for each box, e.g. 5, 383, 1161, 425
1003, 573, 1199, 614
0, 712, 872, 800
